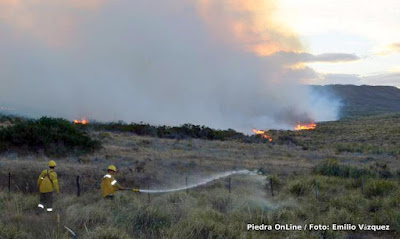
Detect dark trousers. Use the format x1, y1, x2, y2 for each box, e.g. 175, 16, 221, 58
39, 192, 53, 209
104, 195, 115, 200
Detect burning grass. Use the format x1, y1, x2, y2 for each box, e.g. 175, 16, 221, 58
294, 122, 316, 131
252, 129, 273, 142
73, 117, 89, 125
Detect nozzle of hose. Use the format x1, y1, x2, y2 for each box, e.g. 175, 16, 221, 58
132, 188, 140, 192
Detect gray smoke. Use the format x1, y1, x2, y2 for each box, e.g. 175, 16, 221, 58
0, 0, 341, 132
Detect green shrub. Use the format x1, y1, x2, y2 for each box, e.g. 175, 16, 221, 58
364, 179, 397, 198
289, 181, 311, 197
0, 117, 101, 156
90, 122, 246, 141
314, 159, 375, 179
268, 174, 282, 190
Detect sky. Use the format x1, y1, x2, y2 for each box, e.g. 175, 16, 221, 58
0, 0, 398, 130
277, 0, 400, 87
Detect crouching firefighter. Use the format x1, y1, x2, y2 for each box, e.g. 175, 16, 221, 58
101, 165, 126, 199
37, 160, 59, 212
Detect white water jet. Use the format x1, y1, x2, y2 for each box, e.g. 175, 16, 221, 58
138, 170, 259, 194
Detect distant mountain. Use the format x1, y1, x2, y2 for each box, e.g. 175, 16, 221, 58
312, 84, 400, 118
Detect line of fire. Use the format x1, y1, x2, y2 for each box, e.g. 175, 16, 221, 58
252, 122, 316, 142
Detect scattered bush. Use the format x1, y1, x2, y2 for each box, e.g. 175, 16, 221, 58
289, 180, 311, 197
0, 117, 101, 156
364, 179, 397, 198
90, 122, 246, 141
268, 174, 282, 189
314, 159, 375, 179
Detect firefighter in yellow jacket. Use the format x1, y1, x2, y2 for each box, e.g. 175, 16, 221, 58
101, 165, 125, 199
37, 160, 59, 212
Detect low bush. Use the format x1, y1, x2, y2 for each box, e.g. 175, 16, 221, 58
314, 159, 375, 179
0, 117, 101, 156
90, 122, 246, 141
289, 180, 311, 197
267, 174, 282, 190
364, 179, 397, 198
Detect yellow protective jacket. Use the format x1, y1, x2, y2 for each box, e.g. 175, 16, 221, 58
101, 174, 123, 197
37, 169, 59, 194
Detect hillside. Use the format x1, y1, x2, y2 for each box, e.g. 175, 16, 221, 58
0, 114, 400, 238
312, 84, 400, 118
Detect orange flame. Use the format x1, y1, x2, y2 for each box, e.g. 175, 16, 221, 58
73, 117, 88, 125
252, 129, 272, 142
294, 122, 316, 131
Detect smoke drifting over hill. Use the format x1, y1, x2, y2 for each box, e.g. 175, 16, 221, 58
0, 0, 341, 131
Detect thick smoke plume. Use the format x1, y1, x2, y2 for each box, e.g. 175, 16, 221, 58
0, 0, 340, 131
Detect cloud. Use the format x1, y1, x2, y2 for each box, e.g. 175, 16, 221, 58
270, 52, 360, 65
307, 53, 360, 63
0, 0, 341, 131
375, 42, 400, 55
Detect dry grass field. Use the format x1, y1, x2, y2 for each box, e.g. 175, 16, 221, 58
0, 113, 399, 238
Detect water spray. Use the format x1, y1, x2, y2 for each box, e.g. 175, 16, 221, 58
130, 170, 261, 194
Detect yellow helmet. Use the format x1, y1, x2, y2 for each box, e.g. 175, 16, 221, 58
108, 165, 116, 172
48, 160, 57, 167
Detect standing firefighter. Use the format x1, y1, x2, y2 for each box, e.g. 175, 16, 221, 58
101, 165, 125, 199
37, 160, 59, 212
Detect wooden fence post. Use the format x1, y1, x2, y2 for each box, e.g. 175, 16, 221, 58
186, 177, 189, 194
8, 172, 11, 193
361, 177, 364, 195
147, 183, 151, 203
228, 177, 232, 194
76, 175, 81, 197
270, 178, 274, 197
